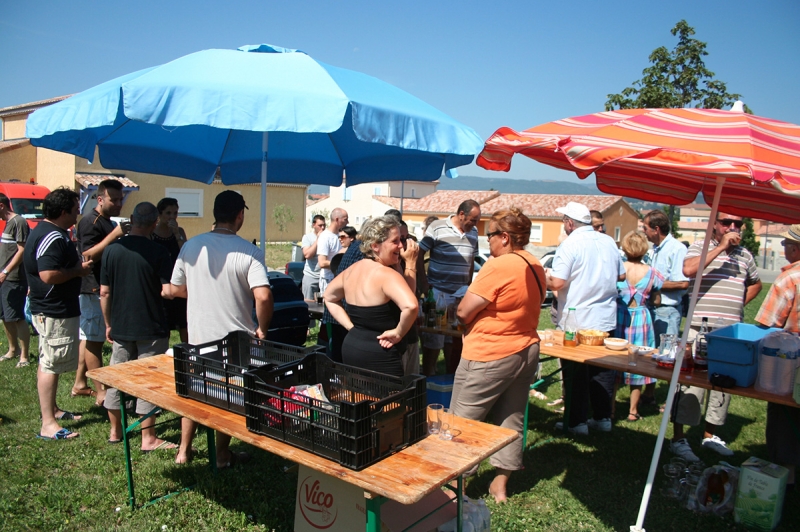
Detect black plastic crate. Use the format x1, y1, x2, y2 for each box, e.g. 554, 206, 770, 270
173, 331, 324, 414
244, 354, 426, 470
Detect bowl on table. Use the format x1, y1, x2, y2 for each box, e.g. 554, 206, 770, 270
604, 337, 629, 351
634, 346, 656, 356
577, 330, 610, 346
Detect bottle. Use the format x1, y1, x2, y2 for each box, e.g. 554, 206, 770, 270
694, 317, 709, 368
435, 291, 447, 329
680, 340, 694, 372
564, 308, 578, 347
425, 289, 436, 328
704, 471, 724, 507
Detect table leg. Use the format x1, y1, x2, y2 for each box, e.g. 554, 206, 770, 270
207, 426, 217, 475
562, 361, 573, 431
120, 391, 136, 509
457, 475, 463, 532
365, 496, 384, 532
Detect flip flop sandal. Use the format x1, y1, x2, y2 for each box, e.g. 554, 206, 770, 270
108, 438, 123, 444
142, 440, 178, 453
36, 428, 79, 440
15, 360, 30, 368
627, 413, 642, 422
55, 411, 82, 421
0, 353, 18, 361
70, 387, 97, 398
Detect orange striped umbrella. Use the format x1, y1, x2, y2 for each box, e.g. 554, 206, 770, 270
477, 107, 800, 223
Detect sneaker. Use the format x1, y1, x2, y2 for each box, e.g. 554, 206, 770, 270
702, 435, 734, 456
670, 438, 700, 462
587, 418, 612, 432
554, 421, 589, 435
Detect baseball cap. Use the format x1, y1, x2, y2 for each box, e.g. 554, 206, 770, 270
213, 190, 248, 221
556, 202, 591, 224
779, 224, 800, 243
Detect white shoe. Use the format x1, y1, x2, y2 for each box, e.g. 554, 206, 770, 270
554, 421, 589, 435
702, 435, 734, 456
669, 438, 700, 462
587, 418, 612, 432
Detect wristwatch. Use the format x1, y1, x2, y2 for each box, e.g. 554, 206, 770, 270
1, 269, 8, 275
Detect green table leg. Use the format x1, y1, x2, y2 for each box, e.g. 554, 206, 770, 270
562, 360, 574, 432
365, 496, 385, 532
120, 391, 136, 510
207, 426, 217, 475
457, 475, 463, 532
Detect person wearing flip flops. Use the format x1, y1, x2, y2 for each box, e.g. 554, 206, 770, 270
23, 188, 93, 440
0, 193, 31, 368
99, 202, 179, 452
170, 191, 273, 467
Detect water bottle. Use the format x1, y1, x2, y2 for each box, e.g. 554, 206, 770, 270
564, 307, 578, 347
435, 291, 448, 330
694, 317, 709, 368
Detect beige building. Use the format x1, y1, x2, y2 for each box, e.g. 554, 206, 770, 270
1, 97, 307, 242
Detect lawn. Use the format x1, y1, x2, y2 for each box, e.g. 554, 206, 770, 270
1, 281, 797, 531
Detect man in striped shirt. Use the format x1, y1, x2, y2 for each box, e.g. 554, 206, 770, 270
417, 199, 481, 375
670, 213, 762, 462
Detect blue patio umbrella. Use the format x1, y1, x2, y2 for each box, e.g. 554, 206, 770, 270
26, 44, 483, 247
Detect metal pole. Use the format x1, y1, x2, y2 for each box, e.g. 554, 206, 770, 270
260, 132, 269, 259
763, 221, 769, 268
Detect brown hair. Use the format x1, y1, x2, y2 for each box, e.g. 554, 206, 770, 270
644, 209, 670, 236
491, 207, 531, 249
622, 231, 650, 262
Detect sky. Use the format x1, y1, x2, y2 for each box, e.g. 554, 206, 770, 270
2, 0, 798, 185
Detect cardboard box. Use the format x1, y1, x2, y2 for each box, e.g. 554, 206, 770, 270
734, 457, 789, 531
294, 465, 456, 532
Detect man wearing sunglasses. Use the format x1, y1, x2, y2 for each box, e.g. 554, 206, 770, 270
670, 213, 762, 462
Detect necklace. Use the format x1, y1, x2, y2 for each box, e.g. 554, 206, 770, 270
214, 227, 236, 235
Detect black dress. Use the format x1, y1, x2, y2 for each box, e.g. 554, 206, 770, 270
151, 231, 187, 330
342, 301, 406, 377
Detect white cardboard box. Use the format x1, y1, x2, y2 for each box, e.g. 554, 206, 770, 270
734, 457, 789, 531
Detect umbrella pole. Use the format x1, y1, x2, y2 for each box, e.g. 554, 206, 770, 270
632, 178, 726, 532
260, 132, 269, 258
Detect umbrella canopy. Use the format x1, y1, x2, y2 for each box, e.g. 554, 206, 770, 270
26, 44, 483, 187
477, 107, 800, 223
477, 105, 800, 532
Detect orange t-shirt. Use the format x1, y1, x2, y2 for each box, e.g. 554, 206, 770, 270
462, 251, 544, 362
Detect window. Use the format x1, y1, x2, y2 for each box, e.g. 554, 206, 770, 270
410, 188, 416, 198
343, 187, 352, 201
165, 188, 203, 217
373, 186, 382, 195
614, 227, 621, 242
530, 223, 543, 243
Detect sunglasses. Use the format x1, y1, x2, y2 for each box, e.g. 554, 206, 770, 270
717, 219, 744, 228
486, 230, 504, 239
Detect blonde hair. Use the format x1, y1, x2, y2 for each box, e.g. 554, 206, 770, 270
359, 216, 401, 258
622, 231, 649, 262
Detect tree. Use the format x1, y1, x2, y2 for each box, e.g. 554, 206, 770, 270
661, 205, 682, 239
740, 217, 760, 258
271, 204, 295, 236
606, 20, 746, 111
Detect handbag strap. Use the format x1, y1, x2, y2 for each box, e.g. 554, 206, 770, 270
511, 252, 546, 301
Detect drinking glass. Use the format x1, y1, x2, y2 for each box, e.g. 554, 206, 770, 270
543, 330, 554, 347
439, 408, 454, 440
627, 344, 639, 366
427, 404, 443, 434
660, 463, 682, 499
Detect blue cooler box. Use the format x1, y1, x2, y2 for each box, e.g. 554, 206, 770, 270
426, 374, 455, 407
706, 324, 781, 387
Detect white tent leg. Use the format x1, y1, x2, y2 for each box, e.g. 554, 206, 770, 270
260, 132, 269, 260
632, 177, 726, 532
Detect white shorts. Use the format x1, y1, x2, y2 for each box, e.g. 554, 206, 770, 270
79, 294, 106, 342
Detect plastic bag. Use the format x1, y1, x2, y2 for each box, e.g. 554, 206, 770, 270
696, 463, 739, 516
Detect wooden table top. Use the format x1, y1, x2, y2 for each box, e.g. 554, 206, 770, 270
540, 343, 800, 408
87, 355, 517, 505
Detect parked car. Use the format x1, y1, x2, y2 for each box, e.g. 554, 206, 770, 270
0, 181, 50, 233
539, 252, 555, 305
284, 261, 304, 287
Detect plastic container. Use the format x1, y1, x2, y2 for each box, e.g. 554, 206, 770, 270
426, 374, 455, 407
705, 324, 782, 387
244, 353, 427, 470
173, 331, 323, 414
755, 331, 800, 395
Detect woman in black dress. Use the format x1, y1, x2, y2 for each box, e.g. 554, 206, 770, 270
151, 198, 188, 342
324, 216, 418, 377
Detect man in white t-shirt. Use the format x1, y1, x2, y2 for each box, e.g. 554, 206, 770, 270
316, 207, 348, 295
300, 215, 326, 300
171, 190, 273, 467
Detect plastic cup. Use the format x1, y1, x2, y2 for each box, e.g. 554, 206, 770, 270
543, 330, 554, 347
439, 408, 454, 440
627, 345, 638, 366
313, 292, 322, 304
427, 404, 443, 434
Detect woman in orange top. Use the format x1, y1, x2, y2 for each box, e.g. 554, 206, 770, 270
453, 208, 545, 503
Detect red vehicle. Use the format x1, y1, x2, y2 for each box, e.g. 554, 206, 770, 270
0, 181, 50, 233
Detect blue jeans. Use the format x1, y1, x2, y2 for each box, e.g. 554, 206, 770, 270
652, 305, 681, 347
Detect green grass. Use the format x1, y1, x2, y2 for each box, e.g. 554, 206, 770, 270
2, 284, 797, 531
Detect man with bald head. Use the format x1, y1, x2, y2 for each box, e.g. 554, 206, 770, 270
317, 207, 349, 295
100, 202, 177, 451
